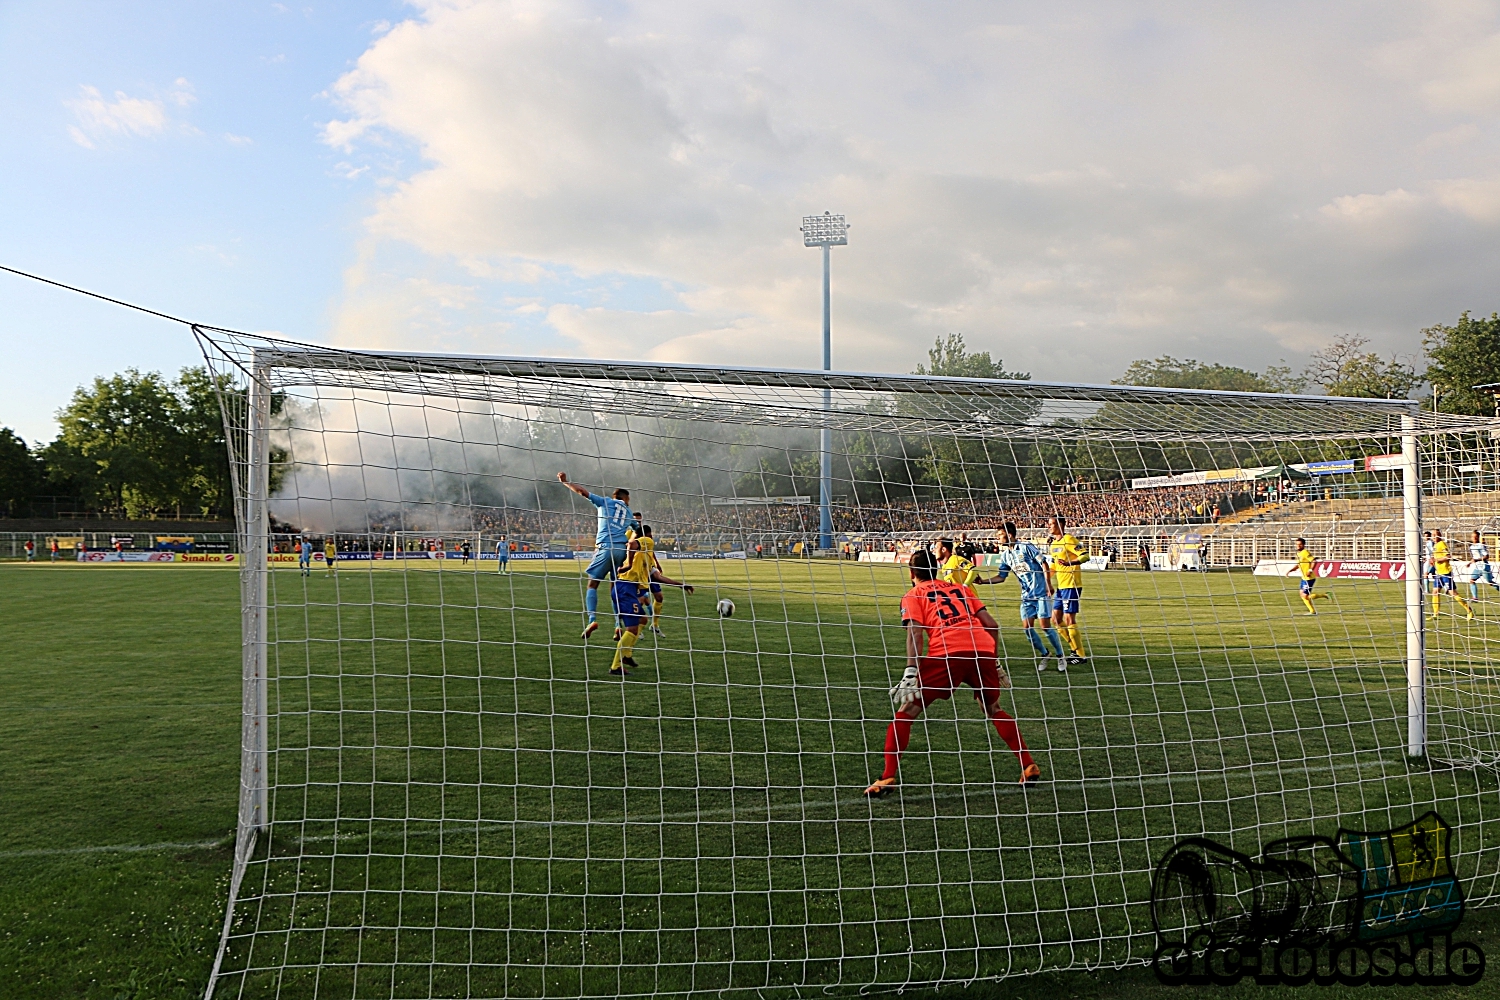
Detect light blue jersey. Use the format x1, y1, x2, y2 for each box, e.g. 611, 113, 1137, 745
589, 493, 633, 549
994, 541, 1050, 601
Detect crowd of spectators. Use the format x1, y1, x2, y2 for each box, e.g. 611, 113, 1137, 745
278, 483, 1253, 545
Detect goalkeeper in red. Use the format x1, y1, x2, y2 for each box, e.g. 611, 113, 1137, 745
865, 549, 1040, 797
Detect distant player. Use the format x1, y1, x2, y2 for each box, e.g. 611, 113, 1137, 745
1293, 538, 1331, 615
1430, 530, 1473, 619
865, 549, 1039, 797
324, 536, 337, 577
993, 522, 1068, 671
23, 539, 34, 562
608, 529, 694, 675
298, 536, 312, 577
1046, 517, 1088, 665
1469, 530, 1498, 599
460, 540, 472, 565
496, 535, 509, 574
557, 472, 633, 639
1423, 531, 1436, 594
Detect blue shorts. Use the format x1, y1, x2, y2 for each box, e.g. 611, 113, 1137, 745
1300, 579, 1315, 595
1474, 563, 1493, 582
1053, 588, 1081, 615
611, 581, 645, 628
1020, 596, 1050, 621
649, 582, 662, 598
1436, 574, 1455, 593
586, 547, 628, 581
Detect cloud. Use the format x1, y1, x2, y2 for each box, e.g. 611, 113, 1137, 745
66, 79, 196, 148
317, 1, 1500, 381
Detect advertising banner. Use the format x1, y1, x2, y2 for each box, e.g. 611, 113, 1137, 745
77, 551, 176, 563
1253, 559, 1408, 580
179, 553, 238, 564
859, 551, 905, 563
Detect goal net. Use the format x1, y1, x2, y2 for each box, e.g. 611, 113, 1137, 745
196, 328, 1500, 998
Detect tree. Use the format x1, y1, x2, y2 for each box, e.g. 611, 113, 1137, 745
49, 370, 188, 517
914, 333, 1029, 380
1305, 334, 1420, 399
1423, 311, 1500, 415
1115, 355, 1307, 393
0, 428, 42, 517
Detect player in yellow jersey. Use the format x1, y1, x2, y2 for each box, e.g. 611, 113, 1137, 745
1429, 529, 1473, 619
608, 527, 694, 676
936, 538, 1001, 591
1293, 538, 1331, 615
638, 525, 666, 634
324, 536, 337, 577
1047, 517, 1088, 665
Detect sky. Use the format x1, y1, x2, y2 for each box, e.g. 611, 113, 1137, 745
6, 1, 1500, 445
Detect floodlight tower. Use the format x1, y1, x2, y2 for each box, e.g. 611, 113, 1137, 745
801, 211, 847, 551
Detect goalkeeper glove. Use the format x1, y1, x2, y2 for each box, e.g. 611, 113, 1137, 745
889, 666, 922, 712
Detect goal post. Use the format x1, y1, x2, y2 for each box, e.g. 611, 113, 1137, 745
195, 328, 1500, 998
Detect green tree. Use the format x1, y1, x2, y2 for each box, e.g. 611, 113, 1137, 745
1423, 311, 1500, 415
48, 370, 189, 517
0, 428, 42, 517
914, 333, 1029, 380
1115, 355, 1307, 393
1305, 334, 1420, 399
907, 334, 1036, 492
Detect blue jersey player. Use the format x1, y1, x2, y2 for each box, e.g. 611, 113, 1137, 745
992, 522, 1068, 672
557, 471, 633, 639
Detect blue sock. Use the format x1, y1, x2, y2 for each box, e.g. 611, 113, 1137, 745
1045, 628, 1065, 657
585, 587, 599, 622
1024, 627, 1047, 655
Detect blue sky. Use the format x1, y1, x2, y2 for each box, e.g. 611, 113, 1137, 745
7, 2, 1500, 445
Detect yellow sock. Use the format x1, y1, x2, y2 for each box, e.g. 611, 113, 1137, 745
1458, 595, 1473, 616
1432, 594, 1441, 617
1065, 625, 1084, 656
611, 630, 638, 670
1302, 595, 1315, 614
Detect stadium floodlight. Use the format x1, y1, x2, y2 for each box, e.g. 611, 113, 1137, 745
194, 327, 1500, 998
801, 211, 848, 550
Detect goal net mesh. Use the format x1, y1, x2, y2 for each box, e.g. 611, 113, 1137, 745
196, 329, 1500, 998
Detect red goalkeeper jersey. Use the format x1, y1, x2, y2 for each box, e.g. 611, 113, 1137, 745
899, 579, 996, 657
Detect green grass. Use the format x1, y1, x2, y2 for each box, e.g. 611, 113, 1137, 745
3, 561, 1500, 998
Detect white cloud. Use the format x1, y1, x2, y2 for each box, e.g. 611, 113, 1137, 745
66, 86, 168, 146
316, 1, 1500, 380
66, 79, 196, 148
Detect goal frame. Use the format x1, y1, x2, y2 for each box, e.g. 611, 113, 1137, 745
200, 330, 1485, 998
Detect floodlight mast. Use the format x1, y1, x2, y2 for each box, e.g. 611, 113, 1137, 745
801, 211, 848, 550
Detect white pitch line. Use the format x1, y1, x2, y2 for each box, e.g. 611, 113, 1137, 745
281, 758, 1402, 848
0, 838, 225, 860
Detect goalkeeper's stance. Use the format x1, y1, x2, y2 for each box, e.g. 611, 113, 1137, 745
865, 550, 1040, 798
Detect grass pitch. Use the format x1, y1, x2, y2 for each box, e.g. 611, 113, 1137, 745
4, 561, 1499, 999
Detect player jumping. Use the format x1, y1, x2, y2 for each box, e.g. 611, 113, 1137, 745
865, 549, 1039, 797
1294, 537, 1332, 615
994, 522, 1068, 671
557, 472, 632, 639
1469, 530, 1498, 600
1047, 517, 1088, 666
1430, 529, 1473, 620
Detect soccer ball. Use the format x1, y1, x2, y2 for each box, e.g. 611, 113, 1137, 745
717, 598, 735, 618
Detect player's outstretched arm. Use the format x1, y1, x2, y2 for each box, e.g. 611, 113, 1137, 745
648, 567, 695, 594
555, 471, 593, 500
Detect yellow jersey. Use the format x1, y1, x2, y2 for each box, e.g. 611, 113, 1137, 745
940, 553, 978, 589
620, 539, 653, 586
1049, 534, 1085, 590
1434, 540, 1452, 575
1296, 548, 1315, 581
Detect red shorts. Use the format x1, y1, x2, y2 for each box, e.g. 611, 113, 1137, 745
917, 650, 1009, 707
